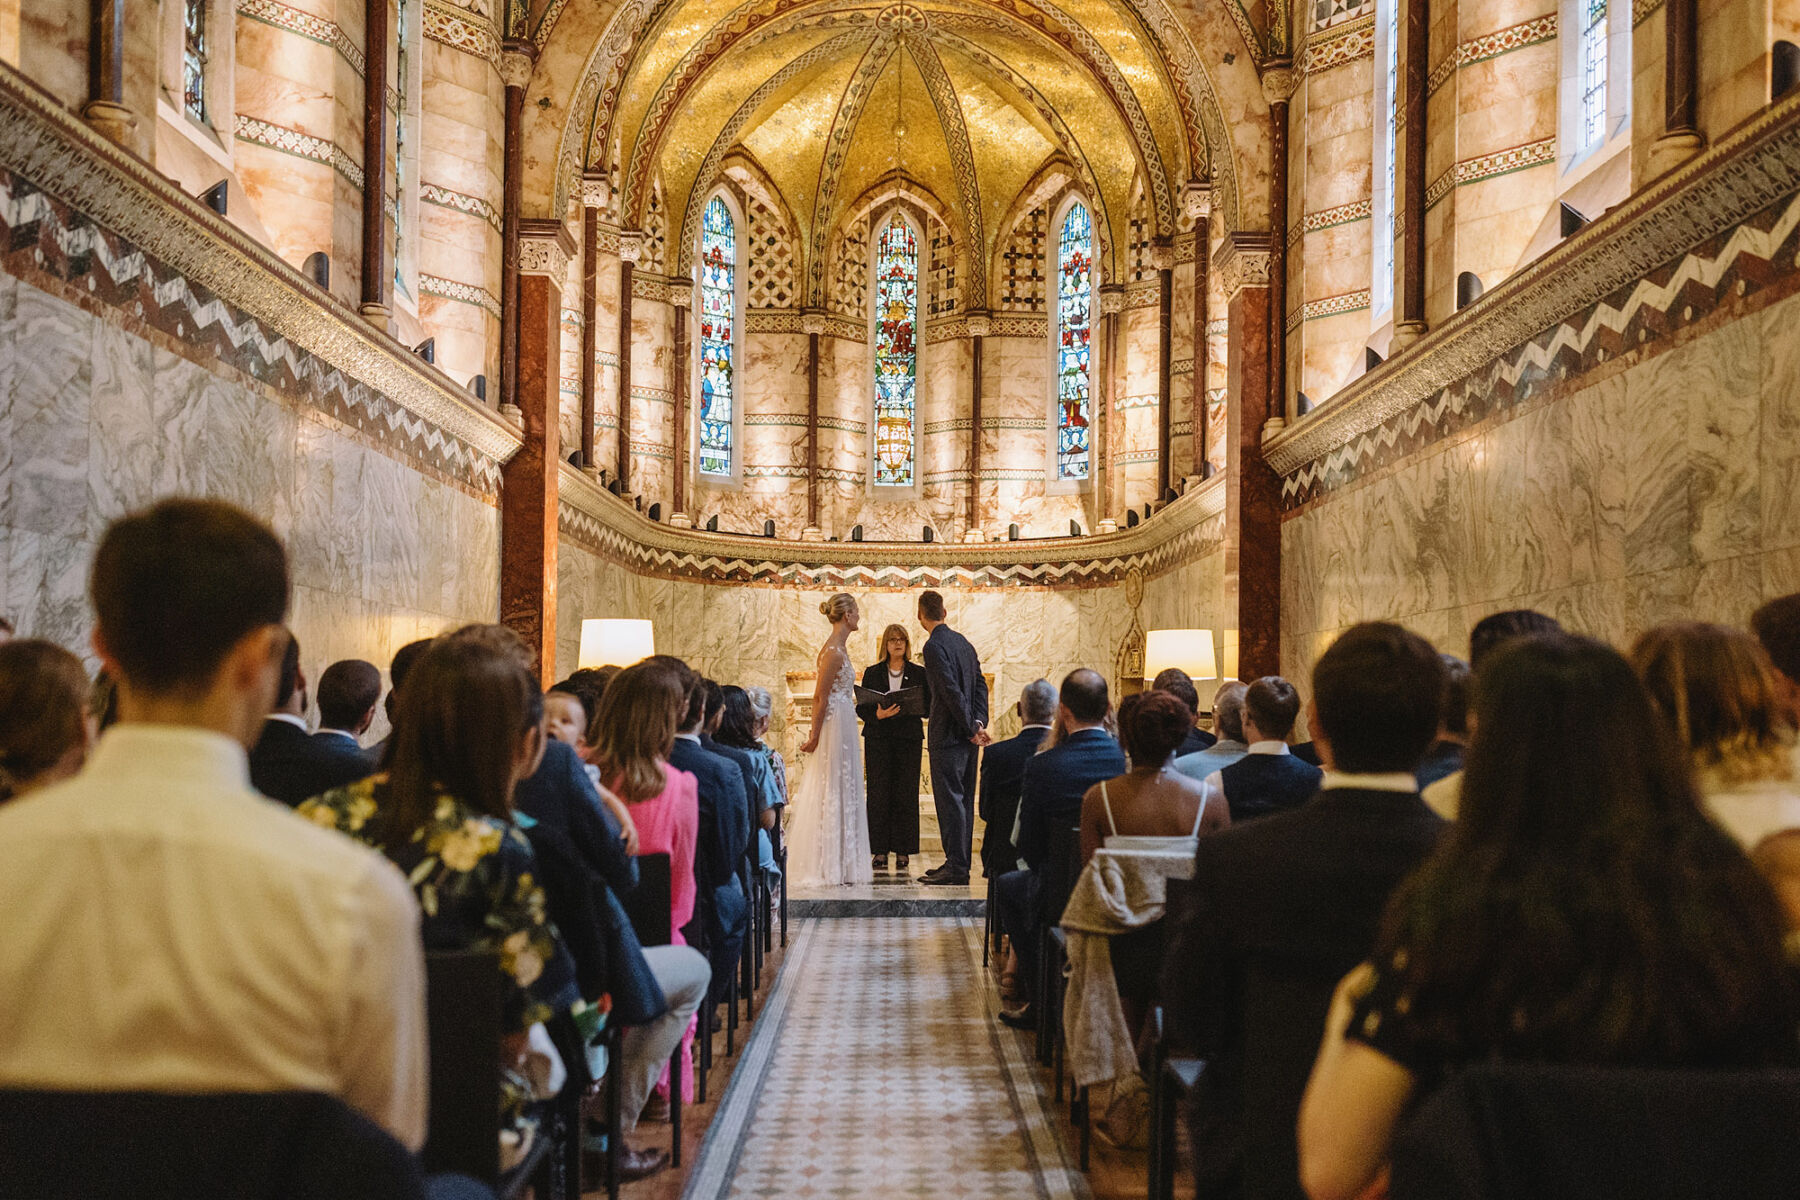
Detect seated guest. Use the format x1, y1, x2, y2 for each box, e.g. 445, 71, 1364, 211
1162, 622, 1447, 1200
1080, 690, 1230, 1040
0, 640, 96, 803
1153, 667, 1216, 757
1174, 680, 1250, 782
364, 637, 433, 769
1423, 608, 1563, 819
1751, 592, 1800, 725
716, 685, 782, 885
1201, 677, 1321, 823
743, 685, 788, 880
996, 668, 1128, 1030
545, 675, 641, 855
1297, 633, 1800, 1200
589, 659, 712, 1170
0, 499, 425, 1147
980, 679, 1058, 876
300, 636, 585, 1127
1631, 621, 1800, 928
313, 657, 381, 768
1413, 654, 1469, 790
658, 659, 750, 1002
249, 634, 370, 806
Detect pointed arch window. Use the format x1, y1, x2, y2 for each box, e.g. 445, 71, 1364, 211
1373, 0, 1398, 315
183, 0, 209, 121
1578, 0, 1609, 149
698, 194, 737, 477
872, 211, 919, 488
1054, 202, 1093, 481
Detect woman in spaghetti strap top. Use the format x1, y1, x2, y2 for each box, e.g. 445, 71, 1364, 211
1079, 692, 1231, 867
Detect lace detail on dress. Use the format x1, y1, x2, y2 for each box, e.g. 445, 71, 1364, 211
785, 645, 873, 887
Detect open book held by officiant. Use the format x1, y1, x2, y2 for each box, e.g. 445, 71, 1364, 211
853, 683, 928, 718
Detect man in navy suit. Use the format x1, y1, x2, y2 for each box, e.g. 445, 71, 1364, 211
996, 668, 1127, 1027
917, 590, 990, 886
248, 635, 372, 807
978, 679, 1058, 876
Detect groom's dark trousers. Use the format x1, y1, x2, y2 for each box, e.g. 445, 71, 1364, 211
922, 623, 988, 876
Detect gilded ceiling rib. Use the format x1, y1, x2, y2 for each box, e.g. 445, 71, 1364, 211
906, 37, 986, 306
807, 37, 900, 308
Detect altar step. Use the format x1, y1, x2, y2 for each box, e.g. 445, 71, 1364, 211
787, 854, 987, 918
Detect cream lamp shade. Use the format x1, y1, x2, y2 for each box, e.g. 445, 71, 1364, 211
578, 618, 655, 669
1144, 628, 1218, 682
1219, 629, 1240, 682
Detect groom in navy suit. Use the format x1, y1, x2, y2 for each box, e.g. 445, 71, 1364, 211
918, 590, 989, 886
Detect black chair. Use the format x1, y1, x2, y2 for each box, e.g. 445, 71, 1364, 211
771, 818, 790, 948
1147, 1005, 1206, 1200
1389, 1063, 1800, 1200
617, 852, 684, 1168
423, 951, 556, 1200
1036, 826, 1088, 1168
0, 1088, 460, 1200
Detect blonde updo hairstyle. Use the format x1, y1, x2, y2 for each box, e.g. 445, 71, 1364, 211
819, 593, 857, 625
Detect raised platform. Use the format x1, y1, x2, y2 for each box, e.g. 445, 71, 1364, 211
787, 854, 988, 918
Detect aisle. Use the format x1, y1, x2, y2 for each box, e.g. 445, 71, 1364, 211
681, 918, 1091, 1199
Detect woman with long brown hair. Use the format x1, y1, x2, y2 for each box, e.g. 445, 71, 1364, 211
856, 621, 929, 873
0, 640, 96, 804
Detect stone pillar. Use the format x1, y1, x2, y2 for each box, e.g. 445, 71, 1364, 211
502, 223, 573, 684
1651, 0, 1706, 175
1098, 284, 1125, 525
82, 0, 136, 145
617, 232, 641, 493
578, 177, 605, 478
967, 312, 989, 531
1154, 240, 1174, 498
1216, 233, 1280, 681
669, 281, 693, 524
1263, 65, 1295, 418
497, 41, 535, 413
803, 312, 825, 535
1394, 0, 1429, 348
359, 0, 390, 326
1187, 183, 1212, 479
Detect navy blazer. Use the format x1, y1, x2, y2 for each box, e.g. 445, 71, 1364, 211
668, 735, 751, 891
1015, 727, 1127, 869
978, 724, 1049, 872
513, 739, 637, 894
921, 624, 989, 748
248, 719, 372, 808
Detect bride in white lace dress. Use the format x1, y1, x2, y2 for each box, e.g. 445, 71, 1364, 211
786, 592, 874, 887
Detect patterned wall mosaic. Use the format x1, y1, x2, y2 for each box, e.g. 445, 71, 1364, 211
999, 206, 1048, 312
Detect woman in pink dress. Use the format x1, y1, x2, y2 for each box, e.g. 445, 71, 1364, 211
591, 660, 700, 1103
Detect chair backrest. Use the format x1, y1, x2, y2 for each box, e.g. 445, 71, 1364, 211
1039, 824, 1084, 927
619, 852, 674, 947
0, 1089, 426, 1200
1390, 1062, 1800, 1200
424, 948, 504, 1184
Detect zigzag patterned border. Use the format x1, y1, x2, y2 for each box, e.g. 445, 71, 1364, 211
420, 273, 501, 318
1273, 101, 1800, 509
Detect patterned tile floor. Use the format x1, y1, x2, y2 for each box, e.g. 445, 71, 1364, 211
681, 918, 1090, 1199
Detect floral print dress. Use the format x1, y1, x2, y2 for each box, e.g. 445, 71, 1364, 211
301, 776, 581, 1033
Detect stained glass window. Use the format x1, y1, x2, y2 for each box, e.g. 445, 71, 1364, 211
698, 195, 736, 477
1374, 0, 1398, 312
873, 212, 918, 487
1055, 203, 1093, 480
183, 0, 208, 123
1580, 0, 1609, 148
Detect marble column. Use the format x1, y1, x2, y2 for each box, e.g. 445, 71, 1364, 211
1099, 284, 1125, 525
497, 42, 535, 413
360, 0, 389, 325
618, 232, 640, 493
968, 312, 988, 530
1651, 0, 1706, 174
1264, 65, 1295, 418
1216, 233, 1280, 681
670, 281, 692, 522
578, 183, 603, 476
1154, 240, 1174, 499
82, 0, 136, 145
1395, 0, 1429, 347
803, 313, 825, 533
1187, 183, 1212, 479
502, 223, 574, 683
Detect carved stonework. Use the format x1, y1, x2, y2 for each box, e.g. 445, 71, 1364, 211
668, 280, 693, 309
965, 313, 991, 338
580, 174, 610, 211
1151, 240, 1175, 271
1099, 285, 1126, 316
800, 312, 829, 336
1261, 65, 1298, 105
1214, 233, 1273, 298
518, 220, 576, 279
1184, 182, 1212, 222
499, 43, 536, 89
618, 231, 644, 264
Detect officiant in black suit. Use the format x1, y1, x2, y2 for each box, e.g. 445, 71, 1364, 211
857, 623, 929, 873
918, 590, 989, 886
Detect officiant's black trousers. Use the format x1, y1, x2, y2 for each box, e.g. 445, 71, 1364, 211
865, 735, 922, 856
929, 740, 979, 875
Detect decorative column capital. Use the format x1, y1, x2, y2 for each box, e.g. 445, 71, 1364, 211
1213, 232, 1273, 299
618, 231, 644, 264
1183, 182, 1212, 222
801, 312, 828, 336
579, 173, 611, 211
1099, 284, 1126, 316
1261, 63, 1297, 105
965, 311, 991, 338
518, 218, 576, 279
668, 280, 694, 309
1151, 239, 1175, 271
499, 41, 538, 89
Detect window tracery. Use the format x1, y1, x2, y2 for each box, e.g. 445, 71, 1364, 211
1054, 202, 1093, 481
699, 194, 737, 477
872, 211, 919, 488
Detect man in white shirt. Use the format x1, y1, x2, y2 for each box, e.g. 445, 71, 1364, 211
0, 498, 427, 1149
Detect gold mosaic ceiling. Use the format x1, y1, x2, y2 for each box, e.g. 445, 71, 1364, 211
578, 0, 1200, 305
